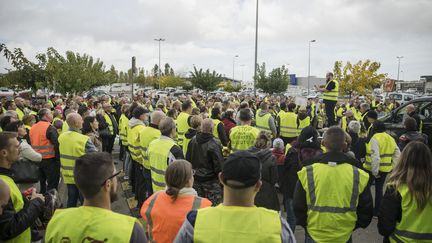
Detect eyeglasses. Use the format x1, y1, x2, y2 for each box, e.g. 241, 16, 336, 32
101, 169, 122, 186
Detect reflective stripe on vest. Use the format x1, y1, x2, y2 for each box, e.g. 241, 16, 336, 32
297, 116, 311, 134
139, 126, 161, 169
145, 191, 203, 242
176, 112, 190, 146
104, 113, 114, 135
119, 114, 129, 146
29, 121, 56, 159
0, 175, 31, 242
279, 111, 298, 138
212, 119, 222, 139
127, 124, 145, 165
148, 138, 176, 191
255, 113, 272, 133
323, 80, 339, 101
58, 131, 88, 184
365, 132, 396, 172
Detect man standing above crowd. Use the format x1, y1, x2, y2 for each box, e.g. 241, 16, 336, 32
30, 108, 60, 194
186, 118, 224, 206
316, 72, 339, 126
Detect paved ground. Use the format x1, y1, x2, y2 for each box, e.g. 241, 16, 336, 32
58, 148, 383, 242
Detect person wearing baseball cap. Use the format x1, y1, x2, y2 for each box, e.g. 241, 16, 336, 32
175, 151, 296, 243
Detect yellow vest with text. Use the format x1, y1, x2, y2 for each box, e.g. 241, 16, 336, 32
194, 205, 282, 243
139, 126, 161, 170
58, 131, 89, 184
256, 113, 272, 133
390, 184, 432, 243
148, 138, 177, 191
297, 116, 311, 135
0, 175, 31, 243
45, 206, 138, 243
323, 80, 339, 101
229, 125, 260, 152
365, 132, 397, 173
176, 112, 190, 146
127, 124, 145, 165
297, 163, 369, 243
279, 111, 298, 138
119, 114, 129, 146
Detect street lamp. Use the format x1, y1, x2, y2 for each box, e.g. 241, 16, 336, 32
154, 38, 165, 89
308, 40, 316, 95
253, 0, 259, 96
396, 56, 404, 81
233, 55, 239, 80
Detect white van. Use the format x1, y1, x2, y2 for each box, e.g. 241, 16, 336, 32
387, 92, 415, 105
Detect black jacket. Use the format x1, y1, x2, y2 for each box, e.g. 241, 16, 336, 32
249, 147, 280, 211
349, 132, 367, 161
0, 168, 45, 241
398, 130, 428, 151
186, 132, 223, 182
294, 152, 373, 230
378, 186, 402, 243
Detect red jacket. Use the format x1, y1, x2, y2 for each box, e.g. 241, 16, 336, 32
222, 117, 236, 138
272, 148, 285, 165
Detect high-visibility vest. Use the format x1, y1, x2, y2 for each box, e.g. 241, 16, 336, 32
139, 126, 161, 170
103, 113, 114, 135
255, 113, 272, 133
45, 206, 138, 242
297, 163, 369, 242
141, 191, 211, 243
229, 125, 260, 152
311, 103, 316, 118
127, 124, 145, 164
285, 143, 292, 155
194, 205, 282, 243
390, 184, 432, 243
323, 80, 339, 101
16, 108, 25, 120
212, 118, 222, 140
29, 121, 56, 159
182, 129, 195, 156
62, 121, 69, 134
148, 138, 177, 191
297, 116, 311, 134
58, 131, 89, 184
176, 112, 190, 146
0, 175, 31, 243
336, 107, 344, 118
119, 114, 129, 146
341, 116, 348, 131
279, 111, 298, 138
365, 132, 397, 173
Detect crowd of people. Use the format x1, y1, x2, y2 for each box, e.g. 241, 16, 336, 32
0, 72, 431, 242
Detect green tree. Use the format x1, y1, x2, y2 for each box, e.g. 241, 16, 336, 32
189, 66, 223, 92
221, 80, 242, 92
333, 60, 387, 96
159, 75, 186, 88
255, 63, 289, 93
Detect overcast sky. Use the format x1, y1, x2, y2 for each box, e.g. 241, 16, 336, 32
1, 0, 431, 82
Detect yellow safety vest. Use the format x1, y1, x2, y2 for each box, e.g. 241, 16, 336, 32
176, 112, 190, 146
148, 138, 177, 191
256, 113, 271, 133
0, 175, 31, 243
323, 80, 339, 101
212, 119, 222, 140
58, 131, 89, 184
279, 111, 298, 138
229, 125, 260, 152
139, 126, 161, 170
127, 124, 145, 165
285, 143, 292, 155
341, 116, 348, 131
119, 114, 129, 146
297, 163, 369, 242
45, 206, 138, 242
336, 107, 344, 118
390, 184, 432, 243
365, 132, 397, 173
103, 113, 114, 135
62, 120, 69, 134
16, 108, 25, 120
311, 103, 316, 118
297, 116, 311, 134
183, 129, 195, 156
194, 205, 282, 243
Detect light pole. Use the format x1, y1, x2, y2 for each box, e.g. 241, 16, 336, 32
308, 40, 316, 95
154, 38, 165, 89
253, 0, 259, 96
396, 56, 404, 81
233, 55, 239, 81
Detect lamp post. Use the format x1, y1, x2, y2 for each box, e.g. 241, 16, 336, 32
154, 38, 165, 89
253, 0, 259, 96
396, 56, 404, 82
308, 40, 316, 95
233, 55, 239, 81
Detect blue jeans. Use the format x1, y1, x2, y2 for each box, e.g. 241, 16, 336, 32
284, 197, 296, 232
67, 184, 83, 208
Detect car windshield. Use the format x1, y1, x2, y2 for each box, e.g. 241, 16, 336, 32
389, 94, 402, 100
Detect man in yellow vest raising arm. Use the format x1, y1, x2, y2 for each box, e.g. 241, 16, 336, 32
45, 152, 147, 242
316, 72, 339, 126
294, 126, 373, 242
174, 150, 296, 243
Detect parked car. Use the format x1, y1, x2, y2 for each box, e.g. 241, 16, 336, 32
380, 97, 432, 147
0, 87, 14, 97
386, 92, 415, 105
